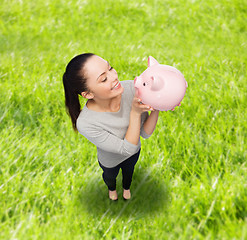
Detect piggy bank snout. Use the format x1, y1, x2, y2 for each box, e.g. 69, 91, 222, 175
134, 77, 137, 85
134, 76, 142, 89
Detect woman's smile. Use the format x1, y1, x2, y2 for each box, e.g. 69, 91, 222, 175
112, 81, 121, 90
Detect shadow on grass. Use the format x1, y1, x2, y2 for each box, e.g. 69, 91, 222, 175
76, 165, 170, 220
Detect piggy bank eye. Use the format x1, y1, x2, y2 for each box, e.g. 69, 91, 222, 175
143, 83, 146, 86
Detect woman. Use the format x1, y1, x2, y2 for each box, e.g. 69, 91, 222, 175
63, 53, 159, 201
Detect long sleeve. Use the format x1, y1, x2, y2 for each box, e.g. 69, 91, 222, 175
77, 125, 140, 158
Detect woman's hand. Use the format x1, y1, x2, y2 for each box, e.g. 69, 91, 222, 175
131, 97, 154, 115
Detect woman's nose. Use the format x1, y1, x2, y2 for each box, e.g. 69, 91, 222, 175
109, 69, 118, 79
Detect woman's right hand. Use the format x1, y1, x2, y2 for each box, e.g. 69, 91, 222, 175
131, 96, 154, 115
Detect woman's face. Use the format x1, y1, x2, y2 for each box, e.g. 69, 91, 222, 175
83, 55, 124, 100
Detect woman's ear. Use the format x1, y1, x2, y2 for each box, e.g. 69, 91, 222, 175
81, 91, 94, 99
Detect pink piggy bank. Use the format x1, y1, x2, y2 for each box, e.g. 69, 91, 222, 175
134, 56, 188, 111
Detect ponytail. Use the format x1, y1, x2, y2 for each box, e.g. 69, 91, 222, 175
62, 53, 95, 132
63, 73, 81, 132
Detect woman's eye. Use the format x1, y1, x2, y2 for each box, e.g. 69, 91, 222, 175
102, 67, 113, 82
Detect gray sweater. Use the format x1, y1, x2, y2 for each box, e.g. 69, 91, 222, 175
76, 80, 151, 168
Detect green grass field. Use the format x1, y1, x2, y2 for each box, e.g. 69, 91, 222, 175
0, 0, 246, 239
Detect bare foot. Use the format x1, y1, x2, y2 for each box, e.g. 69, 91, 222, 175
123, 189, 131, 200
109, 190, 118, 200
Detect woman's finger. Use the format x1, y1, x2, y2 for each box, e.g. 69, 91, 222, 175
141, 104, 152, 110
133, 97, 142, 103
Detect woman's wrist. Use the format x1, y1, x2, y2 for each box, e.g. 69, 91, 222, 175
143, 110, 159, 135
151, 110, 159, 115
130, 109, 142, 118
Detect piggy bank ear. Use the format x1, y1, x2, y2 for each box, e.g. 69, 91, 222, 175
148, 56, 159, 67
151, 76, 164, 91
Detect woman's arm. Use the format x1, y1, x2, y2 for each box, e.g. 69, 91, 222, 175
143, 110, 159, 135
124, 110, 142, 145
78, 125, 141, 158
124, 97, 153, 145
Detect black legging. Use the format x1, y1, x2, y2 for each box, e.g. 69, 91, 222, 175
98, 149, 141, 191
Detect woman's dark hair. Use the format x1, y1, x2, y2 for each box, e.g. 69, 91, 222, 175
63, 53, 95, 132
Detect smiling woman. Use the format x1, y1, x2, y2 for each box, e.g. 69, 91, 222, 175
62, 53, 159, 201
